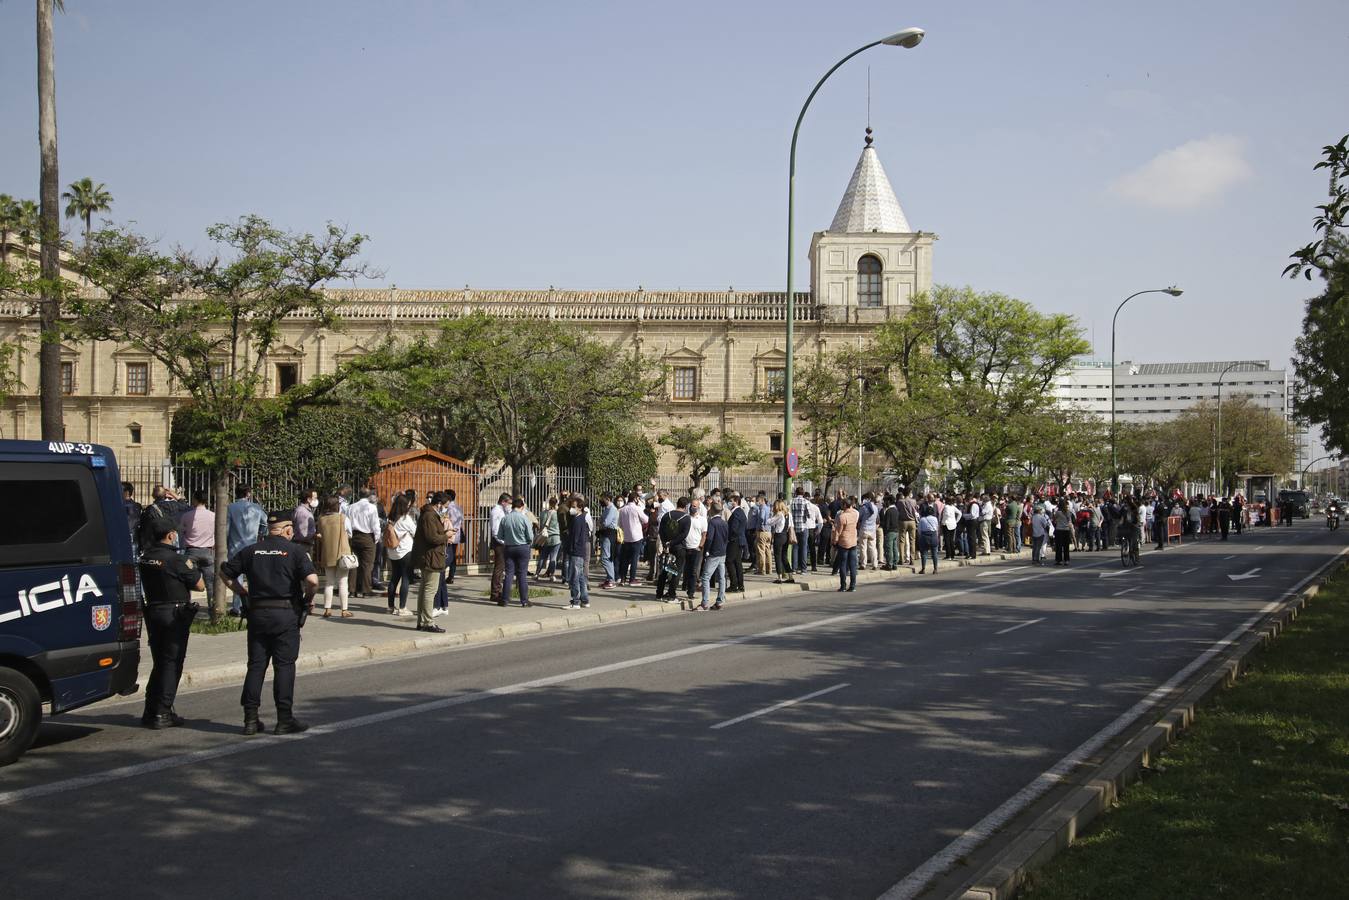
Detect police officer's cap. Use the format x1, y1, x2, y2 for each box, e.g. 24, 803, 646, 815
267, 510, 294, 526
151, 518, 178, 539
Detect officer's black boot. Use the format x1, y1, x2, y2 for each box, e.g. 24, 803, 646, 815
242, 709, 264, 736
273, 716, 309, 735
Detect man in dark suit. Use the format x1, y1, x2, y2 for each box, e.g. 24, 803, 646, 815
726, 494, 747, 593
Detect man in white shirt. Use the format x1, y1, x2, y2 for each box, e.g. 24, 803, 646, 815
682, 499, 709, 601
980, 494, 995, 555
346, 489, 381, 598
488, 493, 511, 604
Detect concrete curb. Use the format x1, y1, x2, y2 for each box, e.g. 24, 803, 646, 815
935, 561, 1344, 900
175, 550, 1029, 689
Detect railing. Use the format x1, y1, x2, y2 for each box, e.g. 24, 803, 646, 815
1, 288, 820, 324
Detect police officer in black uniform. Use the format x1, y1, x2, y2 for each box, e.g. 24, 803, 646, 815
139, 517, 203, 729
221, 510, 318, 736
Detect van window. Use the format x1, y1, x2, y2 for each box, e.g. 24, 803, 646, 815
0, 462, 111, 569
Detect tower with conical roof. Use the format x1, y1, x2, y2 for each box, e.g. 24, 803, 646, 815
810, 128, 935, 323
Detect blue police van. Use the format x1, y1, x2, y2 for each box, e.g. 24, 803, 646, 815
0, 440, 142, 765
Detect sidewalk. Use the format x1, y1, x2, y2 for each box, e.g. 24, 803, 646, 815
146, 548, 1030, 692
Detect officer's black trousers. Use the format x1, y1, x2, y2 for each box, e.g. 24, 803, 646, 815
726, 540, 745, 592
144, 603, 192, 718
241, 608, 300, 717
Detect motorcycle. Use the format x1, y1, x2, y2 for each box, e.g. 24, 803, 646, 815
1329, 503, 1341, 531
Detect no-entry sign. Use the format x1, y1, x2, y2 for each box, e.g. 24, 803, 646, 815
785, 447, 800, 477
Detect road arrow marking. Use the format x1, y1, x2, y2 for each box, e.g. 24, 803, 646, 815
977, 568, 1021, 578
1228, 568, 1262, 582
1099, 568, 1138, 578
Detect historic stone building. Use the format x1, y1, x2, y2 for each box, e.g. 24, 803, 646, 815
1, 133, 934, 471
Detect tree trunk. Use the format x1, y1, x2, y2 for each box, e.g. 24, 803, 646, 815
36, 0, 63, 440
211, 469, 232, 623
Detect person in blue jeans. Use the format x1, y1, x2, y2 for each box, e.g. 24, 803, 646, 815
833, 498, 859, 592
916, 509, 940, 573
597, 495, 619, 588
698, 501, 729, 611
563, 495, 592, 609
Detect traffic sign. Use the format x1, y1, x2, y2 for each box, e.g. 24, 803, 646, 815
785, 447, 800, 477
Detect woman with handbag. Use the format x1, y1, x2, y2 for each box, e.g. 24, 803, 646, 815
534, 497, 562, 581
768, 499, 795, 584
315, 495, 356, 618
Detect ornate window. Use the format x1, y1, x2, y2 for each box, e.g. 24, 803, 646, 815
673, 367, 698, 401
857, 254, 883, 307
126, 362, 149, 396
128, 422, 143, 445
60, 361, 74, 395
764, 367, 786, 401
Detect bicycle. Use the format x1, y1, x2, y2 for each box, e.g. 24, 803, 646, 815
1119, 528, 1140, 567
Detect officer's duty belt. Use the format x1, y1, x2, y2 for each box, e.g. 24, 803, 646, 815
248, 599, 294, 609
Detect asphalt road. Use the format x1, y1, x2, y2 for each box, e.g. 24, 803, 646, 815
2, 520, 1344, 900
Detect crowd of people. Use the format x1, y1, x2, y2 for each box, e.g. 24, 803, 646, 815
124, 479, 1280, 624
123, 475, 1285, 735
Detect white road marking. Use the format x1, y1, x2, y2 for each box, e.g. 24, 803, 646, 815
1098, 568, 1138, 579
0, 554, 1126, 808
1224, 555, 1236, 560
1229, 568, 1263, 582
1253, 546, 1265, 551
878, 543, 1349, 900
993, 618, 1044, 636
1181, 567, 1199, 575
977, 568, 1021, 578
709, 682, 850, 730
1111, 587, 1140, 597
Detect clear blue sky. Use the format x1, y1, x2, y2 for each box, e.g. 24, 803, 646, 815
1, 1, 1345, 384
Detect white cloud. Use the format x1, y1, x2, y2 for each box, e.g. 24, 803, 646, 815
1109, 135, 1253, 210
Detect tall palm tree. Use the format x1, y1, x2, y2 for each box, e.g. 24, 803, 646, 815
62, 177, 113, 247
37, 0, 65, 440
0, 194, 18, 262
14, 200, 40, 247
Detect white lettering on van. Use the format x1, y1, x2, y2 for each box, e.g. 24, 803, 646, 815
1, 573, 105, 625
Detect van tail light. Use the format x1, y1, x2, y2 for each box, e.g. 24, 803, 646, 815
118, 564, 143, 641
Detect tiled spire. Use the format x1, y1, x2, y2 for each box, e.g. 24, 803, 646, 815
828, 128, 911, 233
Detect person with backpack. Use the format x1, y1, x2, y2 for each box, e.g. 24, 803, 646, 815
657, 498, 691, 603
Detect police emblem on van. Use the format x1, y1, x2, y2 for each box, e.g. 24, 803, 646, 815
92, 605, 113, 631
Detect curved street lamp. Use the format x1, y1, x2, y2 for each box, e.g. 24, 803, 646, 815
782, 27, 925, 498
1214, 360, 1259, 496
1110, 286, 1183, 494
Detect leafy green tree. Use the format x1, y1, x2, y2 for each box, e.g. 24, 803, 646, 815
658, 424, 762, 490
1115, 420, 1210, 493
1020, 407, 1111, 493
556, 426, 658, 496
1180, 397, 1296, 492
367, 313, 657, 495
791, 347, 868, 494
1288, 135, 1349, 454
61, 177, 113, 247
879, 284, 1089, 488
68, 215, 386, 619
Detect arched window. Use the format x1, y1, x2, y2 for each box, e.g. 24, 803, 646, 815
857, 255, 883, 308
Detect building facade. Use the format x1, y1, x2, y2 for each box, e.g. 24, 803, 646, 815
1054, 359, 1290, 423
1, 134, 934, 471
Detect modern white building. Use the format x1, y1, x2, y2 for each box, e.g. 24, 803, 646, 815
1055, 359, 1289, 423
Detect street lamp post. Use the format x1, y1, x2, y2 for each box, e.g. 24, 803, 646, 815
782, 27, 925, 499
1110, 286, 1183, 494
1214, 360, 1254, 496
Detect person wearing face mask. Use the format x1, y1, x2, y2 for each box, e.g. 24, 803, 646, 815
292, 488, 319, 551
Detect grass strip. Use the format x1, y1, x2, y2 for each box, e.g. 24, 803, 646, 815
1023, 566, 1349, 899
